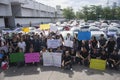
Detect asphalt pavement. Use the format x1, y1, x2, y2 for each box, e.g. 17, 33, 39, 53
0, 64, 120, 80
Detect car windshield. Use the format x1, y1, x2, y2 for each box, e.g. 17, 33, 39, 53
2, 28, 11, 31
81, 26, 89, 29
90, 29, 100, 31
109, 30, 117, 32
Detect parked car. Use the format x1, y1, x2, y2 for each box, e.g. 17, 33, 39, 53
106, 27, 119, 38
80, 25, 90, 31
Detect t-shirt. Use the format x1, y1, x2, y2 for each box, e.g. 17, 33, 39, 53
80, 51, 89, 58
18, 41, 26, 52
100, 54, 108, 60
110, 54, 119, 61
99, 38, 107, 46
12, 41, 18, 47
90, 52, 99, 59
63, 56, 72, 62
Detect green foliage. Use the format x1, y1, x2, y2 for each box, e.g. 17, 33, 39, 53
63, 7, 75, 20
75, 5, 120, 20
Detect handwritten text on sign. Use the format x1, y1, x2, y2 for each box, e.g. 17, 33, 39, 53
25, 53, 40, 63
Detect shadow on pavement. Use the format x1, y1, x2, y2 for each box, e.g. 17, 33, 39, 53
0, 64, 120, 79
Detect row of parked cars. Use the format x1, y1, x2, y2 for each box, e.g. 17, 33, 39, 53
58, 20, 120, 40
1, 20, 120, 40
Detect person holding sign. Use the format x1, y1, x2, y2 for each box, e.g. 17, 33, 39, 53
62, 51, 73, 70
66, 33, 72, 41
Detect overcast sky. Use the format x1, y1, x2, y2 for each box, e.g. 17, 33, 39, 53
36, 0, 119, 11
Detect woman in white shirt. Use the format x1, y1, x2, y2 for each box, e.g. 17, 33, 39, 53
18, 38, 26, 53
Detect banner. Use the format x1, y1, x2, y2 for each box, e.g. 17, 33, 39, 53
47, 39, 60, 48
43, 52, 62, 67
50, 26, 58, 33
40, 24, 50, 30
64, 40, 73, 48
90, 59, 106, 70
78, 31, 91, 40
25, 53, 40, 63
22, 27, 30, 32
10, 53, 24, 63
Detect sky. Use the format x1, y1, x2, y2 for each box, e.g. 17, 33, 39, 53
36, 0, 119, 11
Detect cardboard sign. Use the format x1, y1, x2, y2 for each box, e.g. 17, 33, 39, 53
64, 40, 73, 48
78, 31, 91, 40
50, 26, 58, 33
90, 59, 106, 70
47, 39, 60, 48
40, 24, 50, 30
10, 53, 24, 63
22, 27, 30, 32
25, 53, 40, 63
43, 52, 62, 67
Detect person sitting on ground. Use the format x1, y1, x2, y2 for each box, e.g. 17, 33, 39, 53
62, 51, 72, 70
70, 49, 76, 64
90, 48, 100, 59
99, 50, 108, 60
108, 49, 120, 70
76, 47, 90, 66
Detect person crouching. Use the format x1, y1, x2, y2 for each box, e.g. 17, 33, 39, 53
62, 51, 72, 70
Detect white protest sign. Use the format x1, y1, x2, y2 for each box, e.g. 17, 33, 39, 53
47, 39, 60, 48
43, 53, 53, 66
64, 40, 73, 48
43, 52, 62, 67
52, 53, 62, 67
50, 26, 58, 33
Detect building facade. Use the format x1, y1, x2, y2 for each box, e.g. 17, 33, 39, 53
0, 0, 64, 28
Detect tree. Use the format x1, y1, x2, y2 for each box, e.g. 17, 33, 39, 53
63, 7, 75, 20
76, 10, 85, 19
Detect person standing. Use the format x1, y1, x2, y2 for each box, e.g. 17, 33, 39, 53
105, 36, 116, 56
116, 34, 120, 50
98, 34, 107, 50
18, 38, 26, 53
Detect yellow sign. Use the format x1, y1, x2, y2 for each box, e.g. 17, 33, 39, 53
40, 24, 50, 30
90, 59, 106, 70
22, 27, 30, 32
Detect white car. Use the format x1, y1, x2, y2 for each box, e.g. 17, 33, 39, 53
57, 26, 64, 31
80, 25, 90, 31
1, 28, 13, 35
70, 27, 80, 35
89, 27, 100, 31
107, 27, 119, 38
13, 28, 23, 34
91, 31, 107, 40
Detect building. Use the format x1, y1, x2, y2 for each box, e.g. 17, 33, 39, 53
0, 0, 64, 28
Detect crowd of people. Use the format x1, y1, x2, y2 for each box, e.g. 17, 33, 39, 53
0, 31, 120, 71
